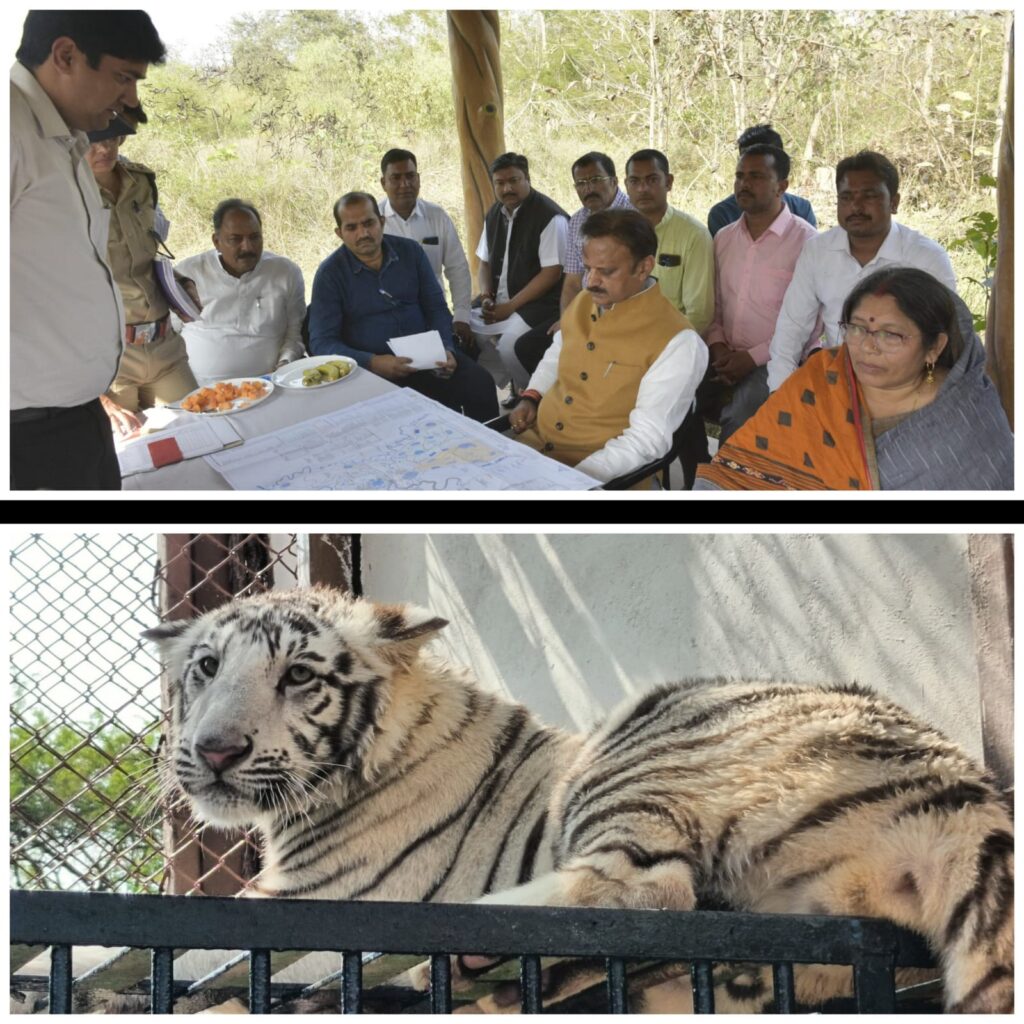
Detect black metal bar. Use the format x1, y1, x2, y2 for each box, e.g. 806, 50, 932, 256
773, 961, 795, 1013
341, 951, 362, 1014
520, 954, 542, 1013
606, 956, 628, 1013
9, 892, 936, 967
853, 956, 896, 1013
49, 944, 72, 1014
249, 949, 272, 1014
691, 959, 715, 1013
151, 947, 174, 1014
429, 955, 452, 1013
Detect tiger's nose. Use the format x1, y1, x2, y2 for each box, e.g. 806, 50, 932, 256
196, 737, 253, 773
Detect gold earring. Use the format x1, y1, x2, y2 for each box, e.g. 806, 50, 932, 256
924, 361, 935, 385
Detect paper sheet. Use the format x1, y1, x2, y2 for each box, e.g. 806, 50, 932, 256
205, 389, 598, 491
118, 416, 242, 476
387, 330, 448, 370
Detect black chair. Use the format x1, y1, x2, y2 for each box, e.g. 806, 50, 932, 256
485, 406, 704, 490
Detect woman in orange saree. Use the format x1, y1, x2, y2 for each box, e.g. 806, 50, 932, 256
694, 267, 1013, 491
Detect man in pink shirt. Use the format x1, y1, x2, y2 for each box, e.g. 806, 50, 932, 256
700, 143, 818, 443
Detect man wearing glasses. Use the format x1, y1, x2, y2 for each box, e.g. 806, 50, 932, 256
766, 150, 958, 393
514, 152, 633, 380
624, 149, 715, 336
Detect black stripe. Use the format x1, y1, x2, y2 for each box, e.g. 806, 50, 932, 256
275, 689, 482, 867
517, 809, 548, 884
568, 799, 680, 852
482, 780, 545, 893
894, 780, 991, 821
948, 964, 1013, 1013
306, 694, 331, 717
333, 650, 353, 676
713, 814, 740, 863
778, 855, 850, 890
596, 682, 684, 759
588, 841, 697, 872
944, 829, 1014, 947
287, 724, 315, 755
753, 776, 941, 864
419, 711, 532, 900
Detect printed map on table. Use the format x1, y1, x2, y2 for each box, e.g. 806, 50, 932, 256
204, 389, 597, 490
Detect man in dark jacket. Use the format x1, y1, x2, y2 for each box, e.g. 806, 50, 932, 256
308, 192, 497, 422
473, 153, 568, 394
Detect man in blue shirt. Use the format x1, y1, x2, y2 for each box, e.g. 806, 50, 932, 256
707, 124, 817, 238
308, 192, 497, 421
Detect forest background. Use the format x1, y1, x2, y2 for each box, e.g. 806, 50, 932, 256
122, 8, 1011, 327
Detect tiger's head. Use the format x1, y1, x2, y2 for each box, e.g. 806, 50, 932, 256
143, 588, 447, 828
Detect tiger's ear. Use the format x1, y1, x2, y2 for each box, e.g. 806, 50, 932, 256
370, 602, 448, 665
141, 620, 191, 655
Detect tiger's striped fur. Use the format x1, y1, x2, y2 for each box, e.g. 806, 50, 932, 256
146, 587, 1013, 1013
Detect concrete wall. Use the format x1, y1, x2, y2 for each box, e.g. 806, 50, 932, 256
362, 533, 1013, 780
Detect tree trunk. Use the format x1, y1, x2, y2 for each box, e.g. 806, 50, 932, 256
447, 11, 505, 280
985, 24, 1013, 427
991, 12, 1013, 179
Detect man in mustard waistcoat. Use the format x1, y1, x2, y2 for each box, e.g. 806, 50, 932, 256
509, 209, 707, 485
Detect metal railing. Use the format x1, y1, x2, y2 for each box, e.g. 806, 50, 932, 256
11, 890, 937, 1014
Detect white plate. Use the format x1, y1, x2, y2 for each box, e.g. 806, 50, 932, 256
178, 377, 275, 416
274, 356, 359, 391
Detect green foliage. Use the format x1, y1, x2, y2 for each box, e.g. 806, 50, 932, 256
951, 203, 998, 333
122, 9, 1007, 330
11, 707, 164, 893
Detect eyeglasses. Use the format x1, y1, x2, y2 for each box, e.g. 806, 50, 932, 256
574, 175, 613, 188
839, 322, 917, 352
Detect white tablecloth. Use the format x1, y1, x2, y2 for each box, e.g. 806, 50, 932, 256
123, 368, 397, 490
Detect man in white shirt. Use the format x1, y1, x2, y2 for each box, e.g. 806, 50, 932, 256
10, 10, 166, 489
766, 150, 957, 392
175, 200, 306, 383
379, 148, 473, 351
508, 209, 707, 486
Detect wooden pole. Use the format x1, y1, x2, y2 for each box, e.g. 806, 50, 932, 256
447, 11, 505, 281
985, 23, 1013, 428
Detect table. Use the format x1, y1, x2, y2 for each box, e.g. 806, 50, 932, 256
123, 367, 397, 490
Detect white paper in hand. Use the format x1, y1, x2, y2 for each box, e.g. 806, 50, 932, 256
387, 330, 448, 370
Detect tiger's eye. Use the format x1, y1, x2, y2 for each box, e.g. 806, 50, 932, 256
285, 664, 315, 685
198, 655, 219, 677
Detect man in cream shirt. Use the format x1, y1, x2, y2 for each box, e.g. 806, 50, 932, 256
175, 200, 306, 382
10, 10, 166, 489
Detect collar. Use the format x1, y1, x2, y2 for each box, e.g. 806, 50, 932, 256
11, 60, 80, 147
381, 196, 425, 222
741, 202, 794, 240
652, 204, 676, 229
829, 220, 899, 254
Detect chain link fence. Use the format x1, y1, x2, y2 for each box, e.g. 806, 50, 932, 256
9, 533, 307, 898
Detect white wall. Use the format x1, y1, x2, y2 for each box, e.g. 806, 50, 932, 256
362, 533, 1012, 775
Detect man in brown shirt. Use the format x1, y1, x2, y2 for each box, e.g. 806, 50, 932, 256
86, 106, 196, 435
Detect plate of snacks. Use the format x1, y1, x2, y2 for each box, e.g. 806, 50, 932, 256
273, 355, 359, 391
179, 378, 274, 415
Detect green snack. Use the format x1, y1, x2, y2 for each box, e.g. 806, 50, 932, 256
321, 363, 342, 381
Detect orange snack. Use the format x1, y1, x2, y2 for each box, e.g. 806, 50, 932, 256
182, 379, 266, 413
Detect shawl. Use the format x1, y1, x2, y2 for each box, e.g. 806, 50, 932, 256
696, 298, 1013, 491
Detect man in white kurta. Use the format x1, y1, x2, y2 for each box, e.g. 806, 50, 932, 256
175, 201, 306, 382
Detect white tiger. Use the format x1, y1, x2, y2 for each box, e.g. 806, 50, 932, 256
145, 587, 1013, 1013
